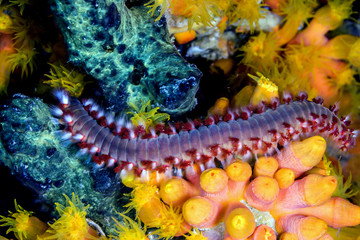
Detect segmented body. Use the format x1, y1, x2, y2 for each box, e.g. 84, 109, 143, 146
54, 91, 355, 178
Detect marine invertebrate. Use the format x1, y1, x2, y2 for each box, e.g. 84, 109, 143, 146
127, 99, 170, 133
247, 72, 279, 105
120, 136, 360, 239
53, 90, 355, 181
293, 0, 355, 46
43, 63, 87, 98
146, 0, 265, 32
44, 193, 98, 240
124, 183, 189, 239
0, 200, 48, 240
0, 95, 126, 234
111, 212, 148, 240
273, 0, 317, 46
174, 30, 196, 45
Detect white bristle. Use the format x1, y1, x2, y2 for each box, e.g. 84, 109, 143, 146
168, 124, 176, 134
126, 163, 134, 171
95, 161, 105, 168
120, 169, 127, 179
72, 133, 85, 141
106, 113, 114, 125
83, 99, 94, 106
129, 130, 136, 139
89, 146, 99, 154
353, 130, 359, 138
54, 90, 69, 105
140, 170, 149, 182
151, 161, 157, 170
64, 114, 73, 124
50, 106, 63, 117
125, 122, 133, 129
97, 111, 105, 118
115, 117, 125, 131
149, 128, 156, 137
106, 158, 116, 167
79, 148, 89, 155
62, 132, 72, 140
90, 104, 99, 112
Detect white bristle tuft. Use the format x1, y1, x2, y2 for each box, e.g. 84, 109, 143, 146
62, 132, 72, 140
64, 114, 73, 124
106, 113, 114, 125
140, 170, 149, 182
50, 106, 63, 117
72, 133, 85, 142
129, 130, 136, 139
115, 117, 125, 131
126, 163, 134, 171
89, 146, 99, 154
106, 158, 116, 167
54, 90, 69, 105
97, 110, 105, 118
79, 148, 89, 155
83, 99, 94, 106
90, 104, 99, 112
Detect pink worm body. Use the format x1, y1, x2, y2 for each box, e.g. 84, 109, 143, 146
54, 91, 355, 177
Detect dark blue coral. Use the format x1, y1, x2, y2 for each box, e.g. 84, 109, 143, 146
51, 0, 202, 115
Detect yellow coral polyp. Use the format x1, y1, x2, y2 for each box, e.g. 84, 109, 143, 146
111, 212, 148, 240
348, 38, 360, 70
241, 32, 282, 70
315, 0, 355, 30
150, 204, 185, 240
0, 200, 32, 240
44, 193, 97, 240
248, 72, 279, 105
7, 47, 37, 78
127, 100, 170, 132
43, 63, 87, 98
0, 200, 47, 240
184, 228, 207, 240
123, 183, 160, 214
226, 0, 265, 33
0, 10, 12, 33
145, 0, 168, 22
275, 0, 317, 46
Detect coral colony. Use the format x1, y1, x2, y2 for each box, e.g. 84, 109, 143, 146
0, 0, 360, 240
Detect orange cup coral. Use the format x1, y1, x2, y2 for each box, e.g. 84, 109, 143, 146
123, 136, 360, 240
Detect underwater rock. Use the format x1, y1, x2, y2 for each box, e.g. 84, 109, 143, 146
0, 94, 127, 233
50, 0, 202, 115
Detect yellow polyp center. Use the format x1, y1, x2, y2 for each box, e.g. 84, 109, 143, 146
264, 228, 272, 240
305, 175, 337, 205
254, 157, 278, 177
225, 207, 255, 239
226, 161, 252, 182
160, 178, 189, 205
301, 216, 328, 239
200, 168, 228, 193
252, 176, 279, 202
292, 136, 326, 167
0, 12, 12, 32
274, 168, 295, 189
232, 215, 246, 229
14, 213, 30, 233
182, 197, 213, 226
